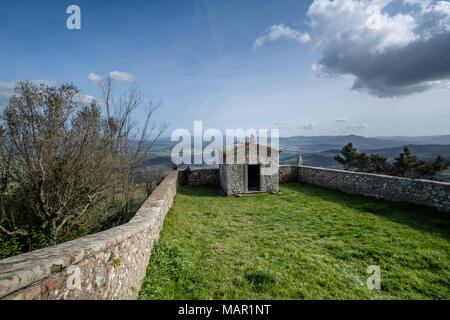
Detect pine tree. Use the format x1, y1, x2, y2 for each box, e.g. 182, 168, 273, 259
417, 155, 448, 179
392, 147, 425, 178
368, 154, 392, 174
334, 143, 359, 170
334, 144, 446, 180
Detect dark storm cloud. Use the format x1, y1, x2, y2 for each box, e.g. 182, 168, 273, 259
307, 0, 450, 97
318, 31, 450, 97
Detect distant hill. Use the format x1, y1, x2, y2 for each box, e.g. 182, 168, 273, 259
280, 135, 408, 150
155, 134, 411, 153
146, 135, 450, 174
375, 135, 450, 145
279, 144, 450, 182
361, 144, 450, 161
280, 144, 450, 163
280, 150, 341, 168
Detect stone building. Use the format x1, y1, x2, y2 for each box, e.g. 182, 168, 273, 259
217, 136, 281, 195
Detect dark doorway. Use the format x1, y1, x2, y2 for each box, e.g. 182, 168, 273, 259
248, 165, 260, 191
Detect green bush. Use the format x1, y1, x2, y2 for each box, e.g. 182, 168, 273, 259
30, 227, 57, 251
0, 234, 24, 259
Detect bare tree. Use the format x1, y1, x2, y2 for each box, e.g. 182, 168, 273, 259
97, 76, 168, 213
0, 80, 167, 248
135, 166, 168, 197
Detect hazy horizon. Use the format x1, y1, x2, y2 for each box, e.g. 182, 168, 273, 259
156, 132, 450, 139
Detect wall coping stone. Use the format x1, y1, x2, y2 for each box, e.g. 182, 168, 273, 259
0, 171, 178, 299
298, 165, 450, 212
299, 165, 450, 187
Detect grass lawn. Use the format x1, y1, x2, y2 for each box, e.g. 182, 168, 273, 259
139, 183, 450, 300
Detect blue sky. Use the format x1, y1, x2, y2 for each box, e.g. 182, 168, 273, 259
1, 0, 449, 137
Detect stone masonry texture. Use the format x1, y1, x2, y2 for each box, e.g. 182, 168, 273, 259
279, 165, 298, 183
179, 165, 448, 212
298, 166, 450, 212
178, 168, 219, 187
0, 171, 178, 300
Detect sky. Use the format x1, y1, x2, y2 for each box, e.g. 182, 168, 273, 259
0, 0, 449, 137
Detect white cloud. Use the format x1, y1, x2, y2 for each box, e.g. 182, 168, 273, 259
0, 80, 56, 105
335, 118, 349, 122
88, 72, 102, 83
433, 1, 450, 31
308, 0, 419, 52
345, 122, 370, 131
89, 71, 136, 83
254, 24, 311, 48
1, 81, 98, 107
301, 123, 316, 130
274, 121, 291, 130
306, 0, 450, 97
109, 71, 135, 82
79, 94, 98, 104
0, 81, 16, 105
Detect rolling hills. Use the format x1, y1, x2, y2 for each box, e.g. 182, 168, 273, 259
143, 135, 450, 178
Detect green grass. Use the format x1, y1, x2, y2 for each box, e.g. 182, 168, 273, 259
138, 183, 450, 300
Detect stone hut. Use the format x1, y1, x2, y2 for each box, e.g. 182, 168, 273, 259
217, 136, 281, 196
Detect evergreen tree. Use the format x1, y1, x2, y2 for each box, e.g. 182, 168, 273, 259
417, 155, 448, 179
392, 147, 425, 178
367, 154, 392, 174
334, 143, 359, 170
355, 152, 370, 172
335, 144, 446, 180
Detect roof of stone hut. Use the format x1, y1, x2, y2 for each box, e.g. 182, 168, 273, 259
216, 136, 281, 162
217, 141, 281, 154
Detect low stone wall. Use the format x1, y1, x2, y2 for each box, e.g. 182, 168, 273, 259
179, 166, 298, 186
178, 168, 219, 187
279, 165, 298, 182
0, 171, 178, 300
298, 166, 450, 212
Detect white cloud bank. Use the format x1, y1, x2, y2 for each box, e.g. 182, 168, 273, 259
0, 81, 16, 105
345, 122, 370, 131
109, 71, 135, 82
301, 123, 316, 130
88, 71, 136, 83
79, 94, 98, 104
254, 24, 311, 48
1, 81, 99, 107
88, 73, 102, 83
0, 80, 56, 105
307, 0, 450, 97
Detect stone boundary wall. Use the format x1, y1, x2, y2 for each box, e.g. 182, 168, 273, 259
177, 166, 448, 212
178, 168, 219, 187
279, 165, 298, 182
0, 171, 178, 300
298, 166, 450, 212
179, 166, 298, 186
